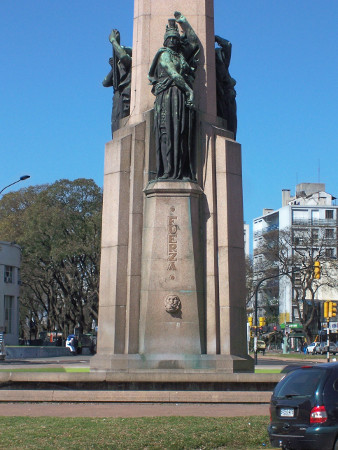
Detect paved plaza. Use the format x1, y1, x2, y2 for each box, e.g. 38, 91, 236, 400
0, 353, 322, 418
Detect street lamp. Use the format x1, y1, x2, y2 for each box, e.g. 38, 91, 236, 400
0, 175, 31, 195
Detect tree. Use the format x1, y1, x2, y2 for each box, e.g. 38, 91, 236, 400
0, 179, 102, 339
245, 256, 254, 308
255, 227, 338, 342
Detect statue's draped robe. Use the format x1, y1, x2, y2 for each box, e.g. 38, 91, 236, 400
110, 47, 132, 133
215, 43, 237, 138
149, 40, 199, 180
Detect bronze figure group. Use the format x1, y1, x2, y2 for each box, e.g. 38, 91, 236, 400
102, 29, 132, 136
103, 12, 237, 180
148, 11, 200, 181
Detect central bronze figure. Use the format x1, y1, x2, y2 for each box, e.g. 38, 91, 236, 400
148, 11, 200, 181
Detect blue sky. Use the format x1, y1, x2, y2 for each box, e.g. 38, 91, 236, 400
1, 1, 337, 251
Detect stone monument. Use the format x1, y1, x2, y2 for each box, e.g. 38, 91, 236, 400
91, 0, 253, 373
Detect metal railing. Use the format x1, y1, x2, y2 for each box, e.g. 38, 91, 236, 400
292, 218, 337, 227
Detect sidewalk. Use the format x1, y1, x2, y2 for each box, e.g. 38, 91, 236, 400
0, 402, 270, 418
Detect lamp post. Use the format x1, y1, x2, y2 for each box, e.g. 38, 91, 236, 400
0, 175, 30, 196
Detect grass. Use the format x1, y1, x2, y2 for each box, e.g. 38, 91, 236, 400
0, 416, 274, 449
251, 351, 327, 359
264, 352, 326, 360
254, 368, 281, 373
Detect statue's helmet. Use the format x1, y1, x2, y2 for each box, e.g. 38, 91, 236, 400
164, 19, 180, 43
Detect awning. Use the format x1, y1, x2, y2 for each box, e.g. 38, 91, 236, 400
288, 332, 305, 338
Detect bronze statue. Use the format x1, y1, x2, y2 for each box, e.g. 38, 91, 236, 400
148, 12, 200, 181
215, 35, 237, 138
103, 30, 132, 137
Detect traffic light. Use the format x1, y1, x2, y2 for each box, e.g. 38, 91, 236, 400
314, 260, 321, 279
259, 317, 266, 327
248, 317, 253, 327
329, 301, 337, 318
324, 301, 329, 319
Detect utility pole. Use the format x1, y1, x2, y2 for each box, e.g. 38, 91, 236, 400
325, 301, 337, 363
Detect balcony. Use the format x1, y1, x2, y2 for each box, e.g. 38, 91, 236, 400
253, 223, 278, 238
292, 218, 337, 227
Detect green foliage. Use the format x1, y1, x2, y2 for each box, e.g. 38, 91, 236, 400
0, 416, 273, 449
0, 178, 102, 339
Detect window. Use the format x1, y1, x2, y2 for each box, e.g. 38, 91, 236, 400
326, 210, 334, 219
312, 229, 319, 241
311, 210, 319, 224
275, 368, 325, 399
325, 248, 334, 258
293, 229, 307, 246
333, 379, 338, 391
325, 229, 334, 239
292, 209, 308, 224
4, 296, 14, 333
4, 266, 13, 283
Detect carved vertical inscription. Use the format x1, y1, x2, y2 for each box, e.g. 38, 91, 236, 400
168, 207, 178, 274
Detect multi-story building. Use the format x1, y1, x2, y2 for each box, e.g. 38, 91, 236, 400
0, 241, 21, 345
253, 183, 337, 328
244, 223, 250, 257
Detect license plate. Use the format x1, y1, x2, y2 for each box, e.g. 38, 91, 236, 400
280, 408, 294, 417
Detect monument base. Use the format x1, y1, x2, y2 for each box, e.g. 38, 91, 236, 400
90, 353, 253, 373
139, 180, 205, 355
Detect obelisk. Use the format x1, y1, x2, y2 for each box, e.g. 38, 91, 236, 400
91, 0, 253, 373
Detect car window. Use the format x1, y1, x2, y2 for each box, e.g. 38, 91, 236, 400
333, 379, 338, 391
274, 369, 326, 398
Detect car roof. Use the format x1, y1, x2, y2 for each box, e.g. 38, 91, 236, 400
299, 362, 338, 370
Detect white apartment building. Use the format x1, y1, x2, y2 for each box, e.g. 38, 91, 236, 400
0, 241, 21, 345
244, 223, 250, 257
253, 183, 337, 326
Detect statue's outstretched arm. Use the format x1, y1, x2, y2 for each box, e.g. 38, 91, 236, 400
109, 29, 132, 69
174, 11, 199, 52
215, 36, 232, 66
215, 35, 232, 49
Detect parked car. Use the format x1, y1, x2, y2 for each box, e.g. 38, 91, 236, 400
268, 363, 338, 449
328, 343, 337, 355
306, 342, 319, 354
0, 332, 5, 360
65, 334, 78, 354
80, 333, 97, 354
257, 339, 266, 354
314, 342, 337, 355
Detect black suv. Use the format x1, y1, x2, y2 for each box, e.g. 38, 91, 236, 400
268, 363, 338, 449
